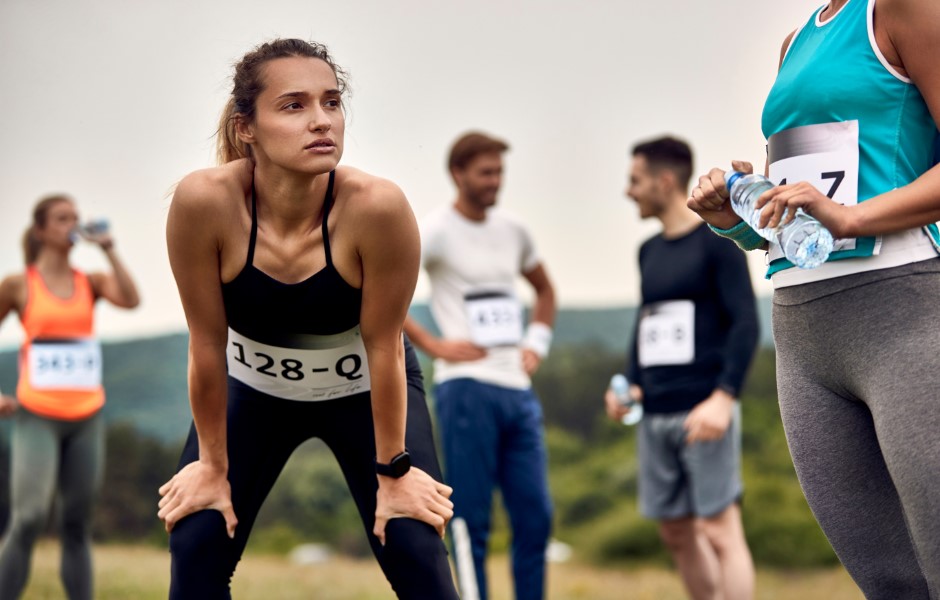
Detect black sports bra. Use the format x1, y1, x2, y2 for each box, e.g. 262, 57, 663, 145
221, 170, 362, 341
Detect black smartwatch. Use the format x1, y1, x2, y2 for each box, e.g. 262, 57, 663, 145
375, 450, 411, 478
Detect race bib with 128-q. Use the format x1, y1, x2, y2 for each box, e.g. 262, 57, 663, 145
226, 326, 371, 401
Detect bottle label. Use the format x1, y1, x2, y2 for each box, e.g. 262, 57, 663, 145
767, 120, 862, 263
226, 326, 371, 401
463, 289, 524, 348
637, 300, 695, 367
28, 338, 102, 390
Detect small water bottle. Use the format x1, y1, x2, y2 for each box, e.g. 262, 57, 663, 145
724, 172, 834, 269
609, 374, 642, 426
80, 219, 110, 237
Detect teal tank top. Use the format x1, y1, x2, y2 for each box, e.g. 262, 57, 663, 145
761, 0, 939, 274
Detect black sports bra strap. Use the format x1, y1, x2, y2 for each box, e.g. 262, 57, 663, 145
321, 170, 337, 267
246, 178, 259, 267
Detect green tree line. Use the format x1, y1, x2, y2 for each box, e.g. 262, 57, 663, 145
0, 341, 838, 568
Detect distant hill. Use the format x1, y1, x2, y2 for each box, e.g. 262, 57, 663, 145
0, 301, 773, 444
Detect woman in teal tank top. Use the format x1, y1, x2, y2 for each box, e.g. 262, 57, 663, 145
689, 0, 940, 597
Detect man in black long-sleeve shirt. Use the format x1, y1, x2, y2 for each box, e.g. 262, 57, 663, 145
606, 136, 759, 600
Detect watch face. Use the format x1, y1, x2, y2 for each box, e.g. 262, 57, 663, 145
391, 451, 411, 477
377, 450, 411, 478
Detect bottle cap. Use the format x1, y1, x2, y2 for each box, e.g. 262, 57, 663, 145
609, 373, 629, 395
724, 171, 745, 191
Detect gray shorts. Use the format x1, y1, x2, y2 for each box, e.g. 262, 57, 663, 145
638, 403, 742, 520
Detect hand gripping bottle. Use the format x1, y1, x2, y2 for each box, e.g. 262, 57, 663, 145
724, 172, 834, 269
609, 374, 643, 426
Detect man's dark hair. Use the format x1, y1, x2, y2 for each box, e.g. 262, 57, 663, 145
631, 136, 694, 190
448, 131, 509, 172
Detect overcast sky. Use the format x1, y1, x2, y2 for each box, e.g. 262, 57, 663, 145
0, 0, 823, 346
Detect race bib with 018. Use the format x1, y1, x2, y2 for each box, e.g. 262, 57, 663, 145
637, 300, 695, 368
28, 339, 102, 390
464, 291, 524, 348
227, 326, 371, 401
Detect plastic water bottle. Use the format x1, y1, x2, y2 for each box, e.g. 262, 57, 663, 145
724, 172, 833, 269
609, 374, 642, 426
71, 219, 110, 243
80, 219, 110, 237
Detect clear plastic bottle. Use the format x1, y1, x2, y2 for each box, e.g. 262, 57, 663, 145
71, 219, 110, 244
724, 172, 834, 269
609, 374, 642, 426
80, 219, 110, 237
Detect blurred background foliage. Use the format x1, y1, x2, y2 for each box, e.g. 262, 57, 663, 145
0, 310, 838, 568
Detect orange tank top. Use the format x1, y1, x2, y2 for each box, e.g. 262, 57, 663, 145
16, 266, 105, 420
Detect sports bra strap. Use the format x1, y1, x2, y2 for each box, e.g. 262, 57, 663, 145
246, 169, 336, 268
322, 170, 336, 267
247, 179, 259, 267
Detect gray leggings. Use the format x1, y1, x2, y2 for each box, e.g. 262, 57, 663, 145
0, 408, 104, 600
774, 259, 940, 599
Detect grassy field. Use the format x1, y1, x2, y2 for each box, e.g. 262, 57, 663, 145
18, 541, 863, 600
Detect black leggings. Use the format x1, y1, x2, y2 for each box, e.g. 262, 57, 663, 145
168, 359, 458, 599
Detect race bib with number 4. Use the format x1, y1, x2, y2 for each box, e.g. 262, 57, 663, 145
768, 120, 864, 262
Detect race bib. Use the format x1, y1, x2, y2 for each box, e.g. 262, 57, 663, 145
28, 339, 102, 390
227, 326, 371, 401
637, 300, 695, 367
768, 120, 862, 262
464, 291, 523, 348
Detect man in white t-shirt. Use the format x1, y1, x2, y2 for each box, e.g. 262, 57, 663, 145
404, 131, 556, 600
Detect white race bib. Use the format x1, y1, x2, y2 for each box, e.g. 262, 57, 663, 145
227, 326, 371, 401
464, 291, 523, 348
28, 339, 102, 390
768, 120, 863, 262
637, 300, 695, 367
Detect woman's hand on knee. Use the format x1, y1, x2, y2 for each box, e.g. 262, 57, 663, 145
373, 467, 454, 545
158, 460, 238, 539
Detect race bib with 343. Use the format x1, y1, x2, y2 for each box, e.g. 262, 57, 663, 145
227, 326, 371, 401
28, 338, 102, 390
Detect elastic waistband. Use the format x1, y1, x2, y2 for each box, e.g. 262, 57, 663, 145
773, 257, 940, 306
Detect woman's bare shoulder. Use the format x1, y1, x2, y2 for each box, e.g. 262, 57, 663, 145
335, 166, 409, 216
0, 273, 25, 293
173, 160, 252, 213
0, 273, 26, 308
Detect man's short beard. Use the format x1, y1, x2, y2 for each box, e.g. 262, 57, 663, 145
467, 188, 497, 208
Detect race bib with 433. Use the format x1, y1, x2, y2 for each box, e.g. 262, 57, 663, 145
464, 290, 524, 348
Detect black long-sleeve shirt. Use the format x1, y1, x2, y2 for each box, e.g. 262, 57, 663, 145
627, 223, 759, 414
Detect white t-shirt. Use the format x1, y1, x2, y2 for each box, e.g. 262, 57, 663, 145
421, 205, 541, 389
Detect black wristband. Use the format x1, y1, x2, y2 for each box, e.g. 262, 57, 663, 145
716, 383, 738, 398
